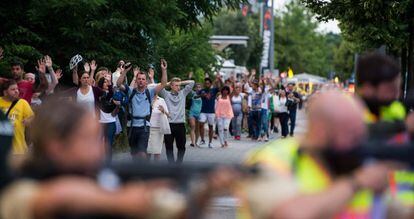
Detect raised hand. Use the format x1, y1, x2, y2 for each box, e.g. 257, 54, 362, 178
160, 59, 167, 71
44, 55, 53, 68
251, 69, 256, 76
55, 69, 63, 80
148, 68, 155, 79
36, 58, 46, 74
84, 62, 91, 73
188, 71, 193, 79
133, 67, 140, 77
123, 62, 132, 74
0, 47, 3, 60
90, 60, 97, 72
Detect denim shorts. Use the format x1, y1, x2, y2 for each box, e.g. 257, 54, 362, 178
128, 126, 150, 154
189, 112, 201, 121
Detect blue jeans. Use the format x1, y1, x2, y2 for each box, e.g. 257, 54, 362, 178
231, 113, 243, 137
260, 109, 268, 137
289, 110, 297, 135
249, 110, 261, 139
102, 122, 116, 160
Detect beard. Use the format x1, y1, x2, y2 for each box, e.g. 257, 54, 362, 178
319, 146, 364, 177
362, 97, 394, 116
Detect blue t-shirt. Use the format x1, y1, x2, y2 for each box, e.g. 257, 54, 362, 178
128, 86, 156, 127
200, 88, 219, 113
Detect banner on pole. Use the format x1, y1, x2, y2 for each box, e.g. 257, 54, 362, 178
260, 3, 272, 73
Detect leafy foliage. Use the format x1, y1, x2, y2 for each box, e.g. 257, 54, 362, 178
274, 1, 340, 77
213, 11, 263, 70
302, 0, 412, 53
0, 0, 245, 79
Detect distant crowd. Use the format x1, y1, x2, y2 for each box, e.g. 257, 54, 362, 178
0, 51, 303, 163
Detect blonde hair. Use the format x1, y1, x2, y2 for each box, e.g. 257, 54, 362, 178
170, 77, 181, 84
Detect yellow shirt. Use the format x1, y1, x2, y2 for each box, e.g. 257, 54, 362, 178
0, 98, 34, 154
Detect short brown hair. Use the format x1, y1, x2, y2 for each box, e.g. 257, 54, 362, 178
1, 79, 17, 95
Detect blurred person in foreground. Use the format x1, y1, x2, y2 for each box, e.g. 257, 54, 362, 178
239, 91, 412, 219
356, 53, 405, 126
356, 53, 414, 207
0, 100, 238, 219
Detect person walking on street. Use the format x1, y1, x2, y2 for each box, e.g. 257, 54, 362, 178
273, 90, 289, 138
116, 59, 168, 159
286, 83, 301, 136
269, 89, 280, 134
199, 75, 223, 148
231, 83, 244, 140
0, 80, 34, 167
259, 80, 271, 142
147, 94, 169, 161
96, 77, 120, 161
215, 86, 234, 148
247, 80, 262, 141
160, 77, 195, 163
189, 82, 203, 147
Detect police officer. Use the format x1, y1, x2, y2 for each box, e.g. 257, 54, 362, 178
239, 91, 411, 219
356, 53, 414, 207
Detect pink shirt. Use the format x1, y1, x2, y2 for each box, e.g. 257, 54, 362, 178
18, 81, 34, 104
215, 96, 234, 119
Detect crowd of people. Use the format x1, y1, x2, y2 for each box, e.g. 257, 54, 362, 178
0, 50, 303, 165
1, 48, 414, 219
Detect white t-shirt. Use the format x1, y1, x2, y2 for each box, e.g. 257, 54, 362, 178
77, 86, 95, 116
274, 96, 288, 113
261, 92, 271, 110
150, 97, 169, 128
99, 110, 116, 123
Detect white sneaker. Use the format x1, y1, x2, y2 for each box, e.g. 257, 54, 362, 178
208, 143, 213, 148
199, 140, 206, 145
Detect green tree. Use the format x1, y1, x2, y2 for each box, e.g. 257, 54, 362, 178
0, 0, 245, 78
274, 1, 340, 77
302, 0, 414, 87
155, 26, 216, 81
333, 40, 357, 80
213, 11, 263, 70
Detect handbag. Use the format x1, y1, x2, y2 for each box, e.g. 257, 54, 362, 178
160, 113, 171, 135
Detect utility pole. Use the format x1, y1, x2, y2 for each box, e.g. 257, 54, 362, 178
269, 0, 275, 75
259, 2, 263, 37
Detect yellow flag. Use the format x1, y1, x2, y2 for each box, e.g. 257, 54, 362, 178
334, 76, 339, 84
288, 68, 294, 78
309, 82, 313, 93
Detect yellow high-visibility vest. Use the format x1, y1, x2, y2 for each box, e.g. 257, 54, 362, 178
239, 138, 373, 218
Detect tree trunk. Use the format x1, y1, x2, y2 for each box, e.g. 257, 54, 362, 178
401, 47, 407, 99
407, 20, 414, 90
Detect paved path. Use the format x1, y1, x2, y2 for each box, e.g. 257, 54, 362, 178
114, 109, 307, 163
114, 109, 307, 219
